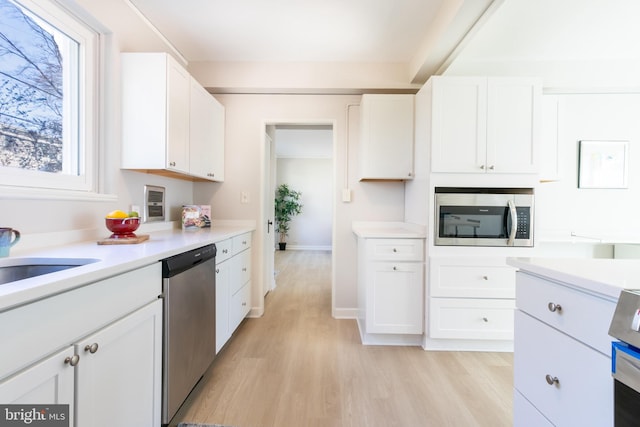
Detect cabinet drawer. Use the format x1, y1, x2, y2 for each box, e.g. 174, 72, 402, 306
230, 281, 251, 332
514, 311, 612, 427
430, 257, 515, 298
367, 239, 423, 261
232, 232, 252, 255
429, 298, 514, 340
230, 249, 251, 295
513, 389, 553, 427
216, 238, 232, 263
516, 271, 616, 355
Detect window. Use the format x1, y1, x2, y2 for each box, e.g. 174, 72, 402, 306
0, 0, 98, 194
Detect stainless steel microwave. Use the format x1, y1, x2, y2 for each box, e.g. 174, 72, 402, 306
434, 187, 534, 247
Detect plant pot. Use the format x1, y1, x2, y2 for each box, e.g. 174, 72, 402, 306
278, 242, 287, 251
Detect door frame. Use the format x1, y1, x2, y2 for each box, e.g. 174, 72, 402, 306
259, 120, 336, 311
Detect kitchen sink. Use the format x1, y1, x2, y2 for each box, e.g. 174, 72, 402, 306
0, 257, 100, 285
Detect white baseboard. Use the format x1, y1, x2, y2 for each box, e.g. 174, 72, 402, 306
278, 245, 332, 251
332, 307, 358, 319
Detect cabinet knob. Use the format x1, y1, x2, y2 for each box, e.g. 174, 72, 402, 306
482, 317, 488, 323
547, 302, 562, 313
242, 241, 247, 245
480, 165, 486, 170
84, 343, 99, 354
545, 374, 559, 386
407, 172, 412, 177
208, 173, 215, 177
482, 275, 489, 281
242, 267, 247, 272
393, 248, 397, 252
489, 165, 495, 170
393, 266, 397, 271
64, 354, 80, 366
242, 302, 247, 306
169, 161, 176, 167
216, 268, 220, 273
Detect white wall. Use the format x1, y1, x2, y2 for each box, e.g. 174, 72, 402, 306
536, 93, 640, 238
276, 158, 332, 250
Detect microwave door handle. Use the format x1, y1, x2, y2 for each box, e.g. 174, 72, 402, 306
507, 200, 517, 246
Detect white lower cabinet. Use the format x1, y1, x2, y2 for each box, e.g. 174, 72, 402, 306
75, 300, 162, 427
426, 257, 515, 350
216, 232, 252, 353
357, 237, 424, 344
513, 271, 616, 427
0, 264, 162, 426
0, 347, 76, 423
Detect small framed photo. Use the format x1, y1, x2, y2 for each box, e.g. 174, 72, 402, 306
578, 140, 629, 189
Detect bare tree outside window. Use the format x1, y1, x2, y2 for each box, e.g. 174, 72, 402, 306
0, 0, 65, 173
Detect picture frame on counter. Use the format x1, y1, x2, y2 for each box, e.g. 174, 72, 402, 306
578, 140, 629, 189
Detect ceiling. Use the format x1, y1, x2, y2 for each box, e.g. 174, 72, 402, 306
124, 0, 640, 88
126, 0, 496, 83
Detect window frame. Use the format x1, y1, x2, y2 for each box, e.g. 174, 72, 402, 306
0, 0, 106, 199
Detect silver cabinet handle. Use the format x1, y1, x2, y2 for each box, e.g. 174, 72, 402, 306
84, 343, 99, 354
548, 302, 562, 313
64, 354, 80, 366
545, 374, 559, 385
482, 275, 489, 281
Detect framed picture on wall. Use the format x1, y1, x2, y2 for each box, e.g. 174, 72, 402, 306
578, 140, 629, 189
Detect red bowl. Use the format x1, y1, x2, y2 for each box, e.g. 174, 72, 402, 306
105, 217, 140, 238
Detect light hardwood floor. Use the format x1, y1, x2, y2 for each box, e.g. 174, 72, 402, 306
171, 250, 513, 427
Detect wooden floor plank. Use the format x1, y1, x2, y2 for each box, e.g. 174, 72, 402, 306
171, 250, 513, 427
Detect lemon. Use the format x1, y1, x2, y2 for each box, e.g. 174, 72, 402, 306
106, 209, 128, 219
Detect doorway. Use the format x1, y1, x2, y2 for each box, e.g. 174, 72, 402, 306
262, 123, 334, 297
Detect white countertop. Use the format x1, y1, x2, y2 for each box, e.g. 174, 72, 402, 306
352, 221, 426, 238
0, 225, 254, 312
507, 257, 640, 300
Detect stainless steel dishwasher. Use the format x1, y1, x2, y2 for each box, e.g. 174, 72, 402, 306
161, 244, 216, 425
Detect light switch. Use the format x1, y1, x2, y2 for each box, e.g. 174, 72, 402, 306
241, 191, 249, 204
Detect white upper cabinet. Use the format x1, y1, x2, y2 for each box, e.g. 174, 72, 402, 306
430, 76, 540, 174
359, 94, 415, 180
189, 78, 225, 181
121, 52, 225, 182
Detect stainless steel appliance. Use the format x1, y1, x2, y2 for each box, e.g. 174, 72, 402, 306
434, 187, 534, 247
161, 244, 216, 424
609, 290, 640, 426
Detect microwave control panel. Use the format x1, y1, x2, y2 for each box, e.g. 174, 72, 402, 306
515, 207, 531, 239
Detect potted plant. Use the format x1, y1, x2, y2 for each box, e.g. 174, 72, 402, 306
274, 183, 303, 250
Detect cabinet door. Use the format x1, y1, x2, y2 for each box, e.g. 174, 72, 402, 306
166, 56, 190, 173
216, 259, 231, 353
431, 77, 487, 173
486, 78, 540, 173
366, 262, 423, 334
189, 79, 225, 181
359, 94, 414, 180
0, 347, 75, 425
75, 300, 162, 427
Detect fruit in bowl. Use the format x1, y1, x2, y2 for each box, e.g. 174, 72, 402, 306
105, 210, 140, 238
